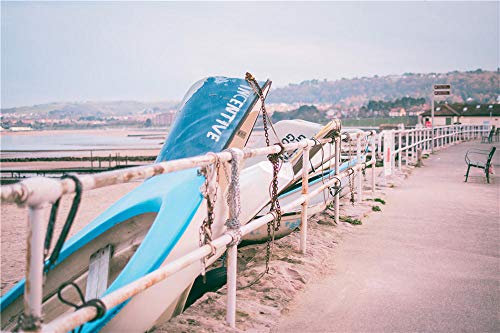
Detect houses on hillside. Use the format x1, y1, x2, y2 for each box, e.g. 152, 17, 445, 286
420, 103, 499, 127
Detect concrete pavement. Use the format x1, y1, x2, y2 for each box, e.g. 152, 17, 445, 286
273, 141, 500, 333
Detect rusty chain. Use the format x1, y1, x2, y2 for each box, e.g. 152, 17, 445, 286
245, 72, 284, 275
198, 152, 220, 282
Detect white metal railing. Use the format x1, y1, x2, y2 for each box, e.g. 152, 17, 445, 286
378, 124, 489, 178
0, 123, 487, 332
1, 129, 377, 332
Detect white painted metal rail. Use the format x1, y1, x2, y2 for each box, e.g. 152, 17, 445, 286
0, 124, 487, 332
378, 124, 489, 178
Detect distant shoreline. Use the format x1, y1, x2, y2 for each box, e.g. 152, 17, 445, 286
0, 127, 168, 136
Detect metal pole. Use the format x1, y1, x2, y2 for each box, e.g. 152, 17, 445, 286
398, 131, 402, 171
371, 134, 376, 196
422, 130, 425, 152
412, 131, 417, 164
226, 243, 237, 328
426, 129, 429, 152
436, 128, 439, 148
24, 206, 47, 332
405, 131, 409, 167
431, 94, 435, 152
300, 146, 310, 254
356, 136, 362, 203
334, 137, 340, 224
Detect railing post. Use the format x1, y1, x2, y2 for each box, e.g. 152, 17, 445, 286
226, 242, 237, 328
371, 133, 376, 196
438, 127, 443, 149
300, 145, 310, 254
23, 205, 48, 332
423, 129, 427, 152
428, 129, 431, 151
405, 131, 409, 166
417, 129, 421, 153
225, 148, 244, 330
398, 131, 402, 171
334, 137, 341, 224
356, 135, 362, 203
392, 130, 397, 172
412, 130, 417, 164
437, 128, 440, 148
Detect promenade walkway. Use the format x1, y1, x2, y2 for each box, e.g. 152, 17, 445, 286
274, 141, 499, 333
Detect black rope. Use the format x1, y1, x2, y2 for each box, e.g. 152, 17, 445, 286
45, 174, 83, 271
328, 176, 343, 198
57, 282, 107, 333
44, 198, 60, 258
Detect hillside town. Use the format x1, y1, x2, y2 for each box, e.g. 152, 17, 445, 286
1, 70, 498, 131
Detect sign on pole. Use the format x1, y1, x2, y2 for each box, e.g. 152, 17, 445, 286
431, 83, 452, 153
434, 84, 451, 90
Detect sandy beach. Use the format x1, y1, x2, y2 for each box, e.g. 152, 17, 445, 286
154, 167, 401, 333
0, 182, 141, 294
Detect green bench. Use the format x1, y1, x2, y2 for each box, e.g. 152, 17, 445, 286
464, 146, 496, 183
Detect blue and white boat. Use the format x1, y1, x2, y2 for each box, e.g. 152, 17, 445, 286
0, 76, 271, 332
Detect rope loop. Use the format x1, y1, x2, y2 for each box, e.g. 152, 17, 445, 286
44, 174, 82, 271
56, 281, 107, 332
224, 148, 243, 246
328, 176, 343, 198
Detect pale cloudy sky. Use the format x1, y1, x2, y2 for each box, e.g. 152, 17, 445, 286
1, 1, 498, 107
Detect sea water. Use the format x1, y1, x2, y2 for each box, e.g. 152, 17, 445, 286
0, 130, 165, 158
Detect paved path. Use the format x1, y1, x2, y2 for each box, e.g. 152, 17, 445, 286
274, 142, 499, 333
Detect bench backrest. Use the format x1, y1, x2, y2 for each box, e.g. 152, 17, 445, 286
486, 146, 497, 169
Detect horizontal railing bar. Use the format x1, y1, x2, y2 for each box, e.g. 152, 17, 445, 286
0, 135, 350, 204
2, 131, 380, 205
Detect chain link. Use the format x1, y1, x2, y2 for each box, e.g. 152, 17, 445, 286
345, 134, 356, 205
198, 153, 220, 282
245, 72, 283, 274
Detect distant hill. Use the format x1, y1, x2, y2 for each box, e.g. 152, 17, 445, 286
1, 100, 178, 116
272, 105, 327, 123
267, 69, 499, 106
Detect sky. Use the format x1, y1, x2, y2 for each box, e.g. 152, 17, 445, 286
1, 1, 499, 108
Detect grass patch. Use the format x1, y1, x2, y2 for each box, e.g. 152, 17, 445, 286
340, 216, 362, 225
372, 205, 381, 212
374, 198, 386, 205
